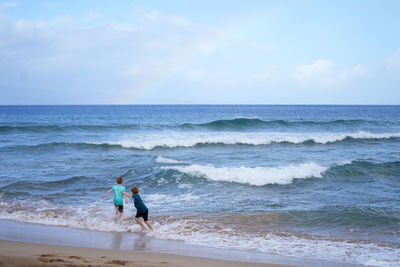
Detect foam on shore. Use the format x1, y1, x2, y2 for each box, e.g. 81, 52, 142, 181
0, 203, 398, 266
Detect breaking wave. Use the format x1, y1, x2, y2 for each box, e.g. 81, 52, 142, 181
180, 118, 397, 130
161, 162, 328, 186
158, 160, 400, 186
155, 156, 184, 164
90, 131, 400, 150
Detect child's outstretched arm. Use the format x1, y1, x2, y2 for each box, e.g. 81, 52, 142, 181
102, 189, 112, 198
120, 191, 132, 197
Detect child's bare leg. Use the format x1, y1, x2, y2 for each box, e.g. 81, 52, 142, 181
114, 206, 119, 216
144, 221, 154, 231
135, 218, 146, 232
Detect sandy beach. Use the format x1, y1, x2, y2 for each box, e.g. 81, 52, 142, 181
0, 220, 362, 267
0, 239, 291, 267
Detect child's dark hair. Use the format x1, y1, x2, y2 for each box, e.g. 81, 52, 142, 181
131, 187, 139, 194
116, 176, 123, 184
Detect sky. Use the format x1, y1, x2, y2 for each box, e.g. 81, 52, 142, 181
0, 0, 399, 104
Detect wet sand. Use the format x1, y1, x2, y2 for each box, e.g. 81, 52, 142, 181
0, 220, 361, 267
0, 239, 289, 267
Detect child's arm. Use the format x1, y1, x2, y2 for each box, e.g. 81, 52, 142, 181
102, 189, 112, 198
124, 194, 128, 204
120, 191, 132, 197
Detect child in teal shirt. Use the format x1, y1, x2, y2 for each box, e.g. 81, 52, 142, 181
102, 176, 128, 217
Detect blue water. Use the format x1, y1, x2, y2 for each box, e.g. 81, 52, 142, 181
0, 105, 400, 266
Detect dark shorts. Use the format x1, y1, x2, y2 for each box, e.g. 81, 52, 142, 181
135, 210, 149, 221
115, 205, 123, 213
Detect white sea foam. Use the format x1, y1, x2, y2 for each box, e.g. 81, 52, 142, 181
149, 217, 400, 266
161, 162, 327, 186
155, 156, 183, 164
1, 201, 397, 266
146, 193, 200, 207
0, 200, 139, 232
90, 131, 400, 150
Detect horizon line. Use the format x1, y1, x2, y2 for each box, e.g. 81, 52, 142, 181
0, 104, 399, 106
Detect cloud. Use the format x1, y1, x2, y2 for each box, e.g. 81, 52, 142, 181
0, 5, 399, 104
1, 2, 17, 8
254, 59, 368, 89
0, 8, 236, 103
251, 54, 400, 104
253, 64, 282, 82
379, 48, 400, 72
339, 64, 369, 81
292, 59, 336, 88
43, 2, 58, 9
182, 69, 205, 81
253, 59, 369, 90
14, 14, 74, 29
83, 11, 103, 22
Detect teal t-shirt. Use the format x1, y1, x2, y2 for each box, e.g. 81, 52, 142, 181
112, 184, 126, 205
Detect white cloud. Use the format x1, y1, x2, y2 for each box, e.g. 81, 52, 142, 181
292, 59, 336, 88
253, 59, 369, 89
143, 9, 161, 22
183, 69, 205, 81
195, 43, 215, 55
0, 5, 398, 104
43, 2, 58, 9
164, 14, 191, 27
83, 11, 103, 22
1, 2, 17, 8
0, 8, 235, 103
339, 64, 368, 81
14, 14, 73, 29
291, 59, 368, 89
253, 64, 282, 82
379, 48, 400, 72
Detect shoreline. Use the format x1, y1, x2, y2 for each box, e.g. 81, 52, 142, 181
0, 239, 285, 267
0, 219, 361, 267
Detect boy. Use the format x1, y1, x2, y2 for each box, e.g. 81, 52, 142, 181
121, 187, 154, 232
101, 176, 128, 217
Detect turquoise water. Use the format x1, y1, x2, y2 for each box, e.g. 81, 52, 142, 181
0, 105, 399, 266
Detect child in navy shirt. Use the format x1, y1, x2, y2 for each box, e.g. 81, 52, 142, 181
121, 187, 154, 232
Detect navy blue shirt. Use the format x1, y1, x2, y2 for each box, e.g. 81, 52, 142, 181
132, 194, 148, 213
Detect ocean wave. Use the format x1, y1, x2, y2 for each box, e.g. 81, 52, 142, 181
0, 203, 398, 266
158, 160, 400, 186
326, 160, 400, 178
281, 206, 400, 229
0, 124, 149, 133
91, 131, 400, 150
161, 162, 328, 186
154, 156, 184, 164
1, 118, 397, 134
180, 118, 396, 130
3, 131, 398, 152
0, 176, 95, 191
0, 142, 123, 151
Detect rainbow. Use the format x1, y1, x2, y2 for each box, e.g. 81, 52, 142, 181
110, 21, 248, 104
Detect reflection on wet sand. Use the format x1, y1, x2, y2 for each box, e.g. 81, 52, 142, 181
133, 233, 151, 250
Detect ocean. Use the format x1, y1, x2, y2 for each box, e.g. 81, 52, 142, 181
0, 105, 399, 266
